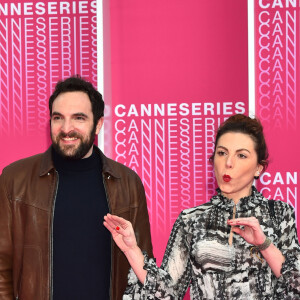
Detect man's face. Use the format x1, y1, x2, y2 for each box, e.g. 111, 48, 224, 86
50, 91, 103, 160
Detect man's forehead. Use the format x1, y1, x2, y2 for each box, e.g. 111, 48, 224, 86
52, 91, 92, 112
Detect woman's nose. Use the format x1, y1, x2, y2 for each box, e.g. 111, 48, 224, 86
226, 156, 234, 168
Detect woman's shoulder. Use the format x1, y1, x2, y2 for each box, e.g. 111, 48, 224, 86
269, 199, 295, 217
170, 203, 214, 234
256, 189, 294, 212
178, 202, 214, 222
182, 201, 213, 213
256, 192, 296, 223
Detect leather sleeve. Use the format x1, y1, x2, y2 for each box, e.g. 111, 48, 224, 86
132, 180, 153, 258
0, 173, 14, 299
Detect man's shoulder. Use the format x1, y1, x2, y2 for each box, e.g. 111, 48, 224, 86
100, 152, 142, 182
1, 152, 45, 177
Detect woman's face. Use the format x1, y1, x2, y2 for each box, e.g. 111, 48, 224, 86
213, 132, 263, 203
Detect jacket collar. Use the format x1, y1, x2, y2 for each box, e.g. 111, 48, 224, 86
39, 145, 121, 179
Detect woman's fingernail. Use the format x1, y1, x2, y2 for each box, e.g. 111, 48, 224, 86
116, 226, 120, 231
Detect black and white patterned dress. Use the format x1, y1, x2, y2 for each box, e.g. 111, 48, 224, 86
123, 187, 300, 299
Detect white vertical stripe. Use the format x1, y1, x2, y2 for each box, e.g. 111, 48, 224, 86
248, 0, 255, 118
74, 16, 77, 74
97, 0, 105, 151
248, 0, 257, 188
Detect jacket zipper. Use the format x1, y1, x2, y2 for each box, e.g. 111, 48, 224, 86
228, 203, 236, 246
50, 171, 59, 300
102, 173, 113, 300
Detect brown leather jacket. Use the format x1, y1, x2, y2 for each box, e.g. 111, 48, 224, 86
0, 146, 153, 300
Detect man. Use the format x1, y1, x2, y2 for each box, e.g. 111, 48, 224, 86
0, 76, 153, 300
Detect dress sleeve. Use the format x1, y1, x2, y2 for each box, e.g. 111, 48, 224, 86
273, 201, 300, 297
123, 211, 192, 299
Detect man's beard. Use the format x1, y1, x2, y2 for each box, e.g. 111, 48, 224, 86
51, 126, 96, 160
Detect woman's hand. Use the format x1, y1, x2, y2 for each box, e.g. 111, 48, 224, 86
103, 214, 138, 253
227, 217, 266, 246
104, 214, 148, 283
228, 216, 285, 277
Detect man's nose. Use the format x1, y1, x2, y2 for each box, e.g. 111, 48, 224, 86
61, 119, 74, 133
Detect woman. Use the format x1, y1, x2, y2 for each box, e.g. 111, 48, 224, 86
104, 114, 300, 299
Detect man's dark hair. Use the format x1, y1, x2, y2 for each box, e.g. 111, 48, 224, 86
49, 75, 104, 125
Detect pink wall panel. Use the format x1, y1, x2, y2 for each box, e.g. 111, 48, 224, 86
255, 1, 300, 231
104, 0, 249, 263
1, 2, 298, 298
0, 0, 97, 171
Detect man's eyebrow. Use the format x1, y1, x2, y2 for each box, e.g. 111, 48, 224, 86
51, 112, 89, 118
73, 113, 88, 118
51, 111, 62, 117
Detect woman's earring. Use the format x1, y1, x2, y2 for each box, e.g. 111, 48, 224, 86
254, 172, 260, 180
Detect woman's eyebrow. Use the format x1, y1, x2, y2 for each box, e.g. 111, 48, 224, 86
216, 145, 228, 151
236, 148, 251, 153
217, 145, 251, 153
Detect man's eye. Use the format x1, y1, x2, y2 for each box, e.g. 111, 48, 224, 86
52, 116, 61, 120
75, 116, 85, 120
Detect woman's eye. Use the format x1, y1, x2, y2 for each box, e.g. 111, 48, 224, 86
217, 151, 226, 156
238, 153, 247, 159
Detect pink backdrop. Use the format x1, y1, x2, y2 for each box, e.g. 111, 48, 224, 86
255, 1, 300, 231
104, 0, 249, 263
0, 1, 299, 299
0, 0, 97, 170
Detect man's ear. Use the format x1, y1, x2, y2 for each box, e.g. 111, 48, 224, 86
95, 117, 104, 135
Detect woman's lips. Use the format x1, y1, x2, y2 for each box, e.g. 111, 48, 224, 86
223, 175, 231, 182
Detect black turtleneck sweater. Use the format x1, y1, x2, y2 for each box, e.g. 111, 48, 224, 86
52, 148, 111, 300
